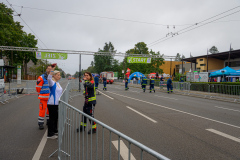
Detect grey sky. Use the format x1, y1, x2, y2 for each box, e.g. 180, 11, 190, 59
2, 0, 240, 74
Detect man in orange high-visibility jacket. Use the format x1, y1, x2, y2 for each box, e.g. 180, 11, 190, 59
36, 65, 52, 130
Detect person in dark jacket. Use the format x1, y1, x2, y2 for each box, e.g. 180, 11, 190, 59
94, 75, 99, 89
125, 77, 129, 90
179, 76, 184, 90
149, 77, 155, 93
141, 77, 147, 92
77, 72, 97, 134
167, 77, 173, 94
102, 76, 107, 90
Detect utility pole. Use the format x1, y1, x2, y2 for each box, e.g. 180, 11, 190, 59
228, 44, 231, 67
79, 54, 81, 91
182, 54, 183, 76
207, 49, 209, 72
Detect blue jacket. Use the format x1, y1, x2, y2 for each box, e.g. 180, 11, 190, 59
179, 77, 184, 82
167, 78, 172, 85
141, 78, 147, 85
94, 76, 99, 83
150, 79, 155, 85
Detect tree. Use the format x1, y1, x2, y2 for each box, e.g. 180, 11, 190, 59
0, 3, 39, 78
94, 42, 115, 73
175, 53, 185, 61
209, 46, 219, 54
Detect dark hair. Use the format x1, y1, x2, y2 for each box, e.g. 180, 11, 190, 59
84, 72, 94, 81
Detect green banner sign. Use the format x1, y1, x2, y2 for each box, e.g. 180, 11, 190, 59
127, 57, 151, 63
36, 52, 68, 60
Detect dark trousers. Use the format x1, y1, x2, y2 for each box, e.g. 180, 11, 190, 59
103, 82, 107, 89
150, 84, 155, 91
142, 84, 146, 90
125, 82, 128, 89
81, 103, 96, 129
95, 83, 99, 89
167, 85, 173, 93
47, 105, 58, 136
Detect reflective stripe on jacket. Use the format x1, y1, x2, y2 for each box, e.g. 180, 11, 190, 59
84, 80, 96, 104
36, 73, 50, 100
150, 79, 155, 84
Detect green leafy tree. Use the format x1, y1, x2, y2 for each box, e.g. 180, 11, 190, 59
0, 3, 38, 78
94, 42, 115, 73
209, 46, 219, 54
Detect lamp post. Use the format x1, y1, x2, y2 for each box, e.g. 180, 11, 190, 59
198, 68, 200, 82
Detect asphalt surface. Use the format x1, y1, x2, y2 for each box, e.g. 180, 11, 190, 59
0, 81, 240, 160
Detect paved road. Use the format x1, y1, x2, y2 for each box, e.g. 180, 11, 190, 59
1, 81, 240, 159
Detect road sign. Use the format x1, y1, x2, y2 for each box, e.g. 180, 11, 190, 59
127, 57, 151, 63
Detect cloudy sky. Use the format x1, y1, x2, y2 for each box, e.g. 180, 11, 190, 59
2, 0, 240, 74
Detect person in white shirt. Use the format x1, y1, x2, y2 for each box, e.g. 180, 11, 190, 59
47, 68, 62, 139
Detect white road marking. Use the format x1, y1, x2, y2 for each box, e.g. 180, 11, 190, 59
126, 106, 157, 123
155, 95, 178, 100
98, 90, 114, 100
107, 91, 240, 129
214, 106, 240, 112
129, 90, 140, 93
32, 130, 48, 160
206, 129, 240, 143
112, 140, 136, 160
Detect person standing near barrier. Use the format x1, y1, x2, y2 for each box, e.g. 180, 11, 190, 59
36, 65, 53, 130
77, 72, 97, 134
179, 76, 184, 90
94, 75, 99, 89
141, 77, 147, 92
102, 75, 107, 90
47, 68, 62, 139
160, 76, 164, 90
149, 77, 155, 93
167, 77, 173, 94
125, 76, 129, 90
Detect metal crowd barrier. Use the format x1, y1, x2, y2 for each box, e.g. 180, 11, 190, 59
55, 81, 170, 160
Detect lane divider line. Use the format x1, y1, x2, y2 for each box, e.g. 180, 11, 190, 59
107, 91, 240, 129
155, 95, 178, 100
98, 90, 114, 100
214, 106, 240, 112
127, 106, 157, 123
32, 130, 48, 160
206, 129, 240, 143
112, 140, 137, 160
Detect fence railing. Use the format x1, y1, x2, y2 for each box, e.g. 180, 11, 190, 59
56, 81, 170, 160
115, 80, 240, 102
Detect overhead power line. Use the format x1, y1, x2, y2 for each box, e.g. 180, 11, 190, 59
5, 0, 48, 49
148, 6, 240, 47
11, 4, 193, 27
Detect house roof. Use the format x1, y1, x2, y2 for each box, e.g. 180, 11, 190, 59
182, 49, 240, 63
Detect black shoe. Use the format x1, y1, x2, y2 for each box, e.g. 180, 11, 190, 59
149, 91, 151, 93
46, 120, 49, 126
77, 126, 85, 132
88, 128, 96, 134
154, 90, 155, 93
39, 124, 44, 130
143, 90, 145, 92
103, 88, 104, 90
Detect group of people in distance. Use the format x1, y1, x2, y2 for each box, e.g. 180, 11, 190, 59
124, 76, 174, 94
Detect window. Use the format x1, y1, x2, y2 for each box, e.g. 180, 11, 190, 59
202, 70, 206, 72
200, 64, 206, 66
199, 59, 204, 61
225, 61, 240, 67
